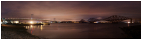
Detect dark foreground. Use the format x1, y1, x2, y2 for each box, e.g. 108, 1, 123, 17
1, 25, 41, 39
120, 25, 141, 39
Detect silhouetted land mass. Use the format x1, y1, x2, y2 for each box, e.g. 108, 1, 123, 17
120, 25, 141, 39
1, 25, 44, 39
79, 19, 87, 23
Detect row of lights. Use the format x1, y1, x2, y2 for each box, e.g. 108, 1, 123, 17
24, 25, 43, 31
1, 20, 42, 24
30, 21, 42, 23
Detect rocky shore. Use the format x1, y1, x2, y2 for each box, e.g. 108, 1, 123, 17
1, 25, 41, 39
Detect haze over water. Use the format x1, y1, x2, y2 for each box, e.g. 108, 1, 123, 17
24, 23, 140, 39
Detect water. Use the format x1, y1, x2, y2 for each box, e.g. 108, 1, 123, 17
24, 23, 140, 39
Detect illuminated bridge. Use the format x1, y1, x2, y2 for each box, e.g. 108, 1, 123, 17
1, 18, 50, 24
103, 15, 132, 23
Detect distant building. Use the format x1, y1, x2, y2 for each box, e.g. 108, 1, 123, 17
94, 20, 110, 23
1, 18, 20, 24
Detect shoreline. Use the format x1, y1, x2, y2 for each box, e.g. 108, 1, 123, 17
1, 25, 45, 39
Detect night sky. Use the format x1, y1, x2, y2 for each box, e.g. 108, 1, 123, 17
1, 1, 141, 21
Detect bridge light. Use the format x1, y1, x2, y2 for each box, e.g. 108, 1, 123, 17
30, 21, 34, 24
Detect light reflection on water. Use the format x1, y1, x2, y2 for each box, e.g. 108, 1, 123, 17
23, 23, 140, 39
128, 23, 130, 27
24, 25, 44, 34
41, 25, 43, 31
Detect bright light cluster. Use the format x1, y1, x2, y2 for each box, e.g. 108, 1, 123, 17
30, 21, 34, 24
127, 22, 130, 23
94, 22, 98, 23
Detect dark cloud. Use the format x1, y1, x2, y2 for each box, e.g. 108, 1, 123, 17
1, 1, 141, 21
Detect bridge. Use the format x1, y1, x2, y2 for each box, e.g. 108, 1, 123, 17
1, 18, 51, 24
103, 15, 132, 23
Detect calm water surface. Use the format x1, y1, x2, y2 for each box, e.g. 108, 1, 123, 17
24, 23, 140, 39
